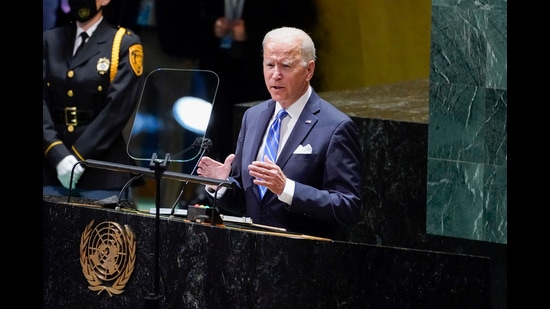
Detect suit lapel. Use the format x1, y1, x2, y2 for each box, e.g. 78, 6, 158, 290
277, 92, 320, 168
245, 101, 275, 164
243, 101, 275, 201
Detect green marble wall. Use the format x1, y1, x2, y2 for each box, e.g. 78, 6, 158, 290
427, 0, 507, 244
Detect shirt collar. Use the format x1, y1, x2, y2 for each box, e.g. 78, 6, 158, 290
274, 86, 312, 120
76, 16, 103, 39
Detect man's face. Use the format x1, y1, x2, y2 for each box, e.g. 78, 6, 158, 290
262, 39, 313, 108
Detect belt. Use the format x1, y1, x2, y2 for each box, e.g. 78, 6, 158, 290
52, 107, 99, 131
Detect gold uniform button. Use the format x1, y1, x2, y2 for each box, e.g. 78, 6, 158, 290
97, 85, 103, 92
67, 70, 74, 78
67, 90, 74, 97
67, 125, 74, 132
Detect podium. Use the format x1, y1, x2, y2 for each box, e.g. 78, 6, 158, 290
43, 195, 490, 308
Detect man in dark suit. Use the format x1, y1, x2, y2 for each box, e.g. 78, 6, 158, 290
43, 0, 144, 200
197, 27, 363, 240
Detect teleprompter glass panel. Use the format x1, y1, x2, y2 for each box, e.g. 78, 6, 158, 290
127, 68, 219, 175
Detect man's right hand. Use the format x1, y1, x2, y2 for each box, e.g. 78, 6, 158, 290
197, 154, 235, 191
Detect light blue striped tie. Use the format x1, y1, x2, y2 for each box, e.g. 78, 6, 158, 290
259, 109, 288, 198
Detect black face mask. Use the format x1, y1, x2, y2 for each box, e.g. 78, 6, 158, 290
68, 0, 102, 23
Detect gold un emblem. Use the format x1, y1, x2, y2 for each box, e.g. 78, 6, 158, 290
80, 220, 136, 296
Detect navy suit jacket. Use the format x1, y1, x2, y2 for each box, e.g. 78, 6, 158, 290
215, 89, 363, 240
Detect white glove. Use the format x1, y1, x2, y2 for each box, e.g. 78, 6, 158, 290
56, 155, 85, 189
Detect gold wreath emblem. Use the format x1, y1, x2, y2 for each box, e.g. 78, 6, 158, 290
80, 220, 136, 296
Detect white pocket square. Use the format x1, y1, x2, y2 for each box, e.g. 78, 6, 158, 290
293, 144, 312, 154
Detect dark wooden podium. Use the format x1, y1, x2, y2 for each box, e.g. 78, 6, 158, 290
43, 195, 490, 308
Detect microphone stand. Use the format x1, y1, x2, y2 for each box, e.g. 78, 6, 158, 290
143, 152, 170, 308
105, 137, 213, 210
80, 157, 233, 308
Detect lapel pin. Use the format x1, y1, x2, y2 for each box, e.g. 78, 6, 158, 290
305, 120, 312, 124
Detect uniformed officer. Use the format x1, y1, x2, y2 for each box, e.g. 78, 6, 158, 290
43, 0, 144, 200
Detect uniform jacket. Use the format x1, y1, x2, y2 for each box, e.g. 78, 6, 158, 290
214, 89, 363, 240
43, 19, 144, 190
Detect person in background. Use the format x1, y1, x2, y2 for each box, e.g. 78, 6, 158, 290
43, 0, 60, 31
43, 0, 144, 200
196, 0, 317, 161
43, 0, 77, 31
197, 27, 363, 240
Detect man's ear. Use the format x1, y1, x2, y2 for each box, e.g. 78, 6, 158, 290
306, 60, 315, 81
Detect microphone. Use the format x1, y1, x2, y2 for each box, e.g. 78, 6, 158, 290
171, 137, 212, 161
192, 137, 212, 150
169, 137, 213, 216
105, 137, 213, 210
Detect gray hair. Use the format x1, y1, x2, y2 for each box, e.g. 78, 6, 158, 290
262, 27, 317, 67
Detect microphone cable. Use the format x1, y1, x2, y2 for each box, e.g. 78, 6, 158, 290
116, 173, 144, 209
66, 160, 85, 204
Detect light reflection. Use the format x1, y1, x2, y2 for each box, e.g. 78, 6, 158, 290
172, 96, 213, 135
